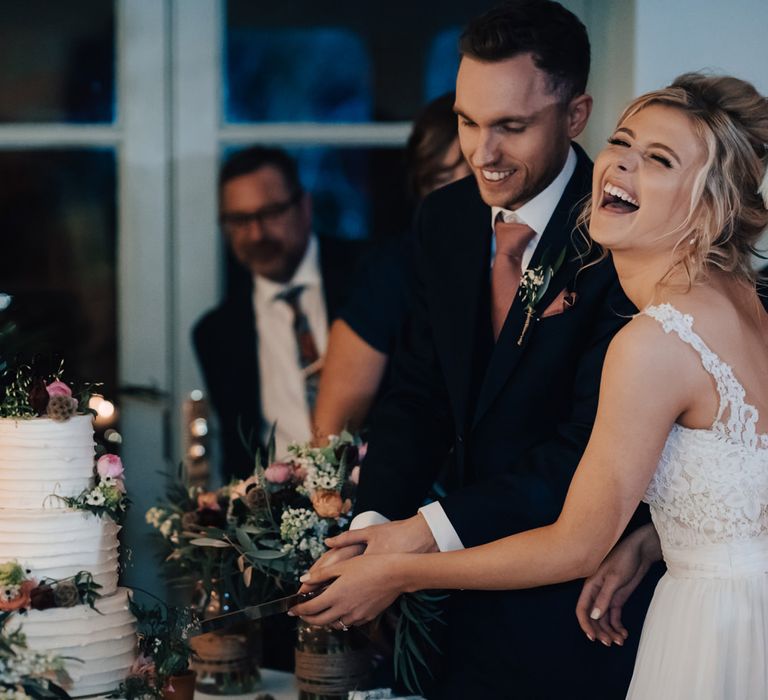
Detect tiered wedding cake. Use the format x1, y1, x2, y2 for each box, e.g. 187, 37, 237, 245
0, 414, 137, 697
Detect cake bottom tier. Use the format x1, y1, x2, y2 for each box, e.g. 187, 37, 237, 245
12, 586, 137, 697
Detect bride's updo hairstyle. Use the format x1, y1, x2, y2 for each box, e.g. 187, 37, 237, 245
595, 73, 768, 286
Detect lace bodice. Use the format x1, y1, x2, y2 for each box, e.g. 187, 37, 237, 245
642, 304, 768, 548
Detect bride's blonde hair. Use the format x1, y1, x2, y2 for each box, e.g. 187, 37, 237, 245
579, 73, 768, 287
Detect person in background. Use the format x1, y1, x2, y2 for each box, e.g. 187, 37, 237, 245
311, 93, 470, 440
193, 146, 363, 480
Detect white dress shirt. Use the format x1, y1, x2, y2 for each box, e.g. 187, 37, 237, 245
354, 147, 578, 551
253, 235, 328, 459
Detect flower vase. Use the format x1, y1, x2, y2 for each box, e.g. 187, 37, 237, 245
163, 670, 196, 700
190, 585, 262, 695
294, 620, 371, 700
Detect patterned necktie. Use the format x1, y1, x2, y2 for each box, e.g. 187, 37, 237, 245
276, 286, 321, 410
491, 215, 536, 340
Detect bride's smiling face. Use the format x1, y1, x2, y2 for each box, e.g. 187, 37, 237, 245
590, 104, 707, 254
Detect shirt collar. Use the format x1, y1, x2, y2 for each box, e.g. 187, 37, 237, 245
491, 146, 577, 235
254, 234, 321, 303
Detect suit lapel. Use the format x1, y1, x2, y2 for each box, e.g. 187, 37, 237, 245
471, 146, 592, 429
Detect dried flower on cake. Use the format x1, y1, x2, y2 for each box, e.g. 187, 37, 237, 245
52, 580, 79, 608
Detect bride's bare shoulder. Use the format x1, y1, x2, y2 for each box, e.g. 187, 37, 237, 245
604, 310, 699, 385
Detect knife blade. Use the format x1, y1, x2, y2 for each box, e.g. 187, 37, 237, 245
190, 591, 317, 636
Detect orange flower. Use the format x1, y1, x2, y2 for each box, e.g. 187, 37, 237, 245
0, 580, 35, 612
311, 490, 346, 519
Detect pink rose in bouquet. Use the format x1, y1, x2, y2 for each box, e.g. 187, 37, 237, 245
196, 491, 221, 511
264, 461, 294, 484
45, 380, 73, 397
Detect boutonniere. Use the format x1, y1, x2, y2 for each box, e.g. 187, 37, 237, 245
517, 246, 568, 346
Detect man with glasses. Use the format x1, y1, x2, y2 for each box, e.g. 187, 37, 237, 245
193, 146, 363, 481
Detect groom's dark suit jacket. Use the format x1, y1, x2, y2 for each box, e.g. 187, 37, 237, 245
357, 145, 660, 699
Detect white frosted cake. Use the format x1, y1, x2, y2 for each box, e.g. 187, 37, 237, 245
0, 414, 137, 697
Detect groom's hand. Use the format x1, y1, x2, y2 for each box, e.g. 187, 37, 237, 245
576, 523, 662, 646
328, 513, 439, 556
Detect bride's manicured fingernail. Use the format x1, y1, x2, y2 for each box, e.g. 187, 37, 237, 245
601, 639, 611, 647
299, 573, 310, 583
590, 607, 602, 620
614, 638, 623, 646
286, 610, 295, 617
586, 633, 594, 642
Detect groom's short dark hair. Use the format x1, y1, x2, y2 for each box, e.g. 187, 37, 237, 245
459, 0, 590, 102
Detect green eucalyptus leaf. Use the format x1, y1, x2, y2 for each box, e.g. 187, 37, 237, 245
189, 538, 230, 548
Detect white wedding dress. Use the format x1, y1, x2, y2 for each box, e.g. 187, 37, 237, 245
626, 304, 768, 699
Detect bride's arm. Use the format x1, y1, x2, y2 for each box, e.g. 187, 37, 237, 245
293, 317, 693, 625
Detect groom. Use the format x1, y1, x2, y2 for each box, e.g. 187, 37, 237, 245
299, 1, 657, 697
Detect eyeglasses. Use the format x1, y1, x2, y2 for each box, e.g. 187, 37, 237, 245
220, 191, 303, 233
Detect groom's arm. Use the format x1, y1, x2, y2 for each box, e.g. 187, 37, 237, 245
437, 273, 648, 548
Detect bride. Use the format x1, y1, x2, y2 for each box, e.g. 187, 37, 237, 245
293, 73, 768, 697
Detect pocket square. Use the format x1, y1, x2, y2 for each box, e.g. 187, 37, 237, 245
541, 289, 577, 318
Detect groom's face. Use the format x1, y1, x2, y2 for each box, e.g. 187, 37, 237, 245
455, 53, 589, 210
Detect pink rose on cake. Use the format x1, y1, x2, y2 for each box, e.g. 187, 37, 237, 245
97, 454, 126, 493
45, 380, 73, 397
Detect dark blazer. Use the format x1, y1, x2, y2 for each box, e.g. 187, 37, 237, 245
357, 145, 659, 699
193, 236, 364, 480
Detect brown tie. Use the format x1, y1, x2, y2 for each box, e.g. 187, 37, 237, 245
491, 217, 536, 340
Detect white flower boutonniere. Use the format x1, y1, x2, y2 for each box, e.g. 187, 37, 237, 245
517, 246, 568, 346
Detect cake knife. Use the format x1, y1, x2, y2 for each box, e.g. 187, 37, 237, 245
190, 591, 318, 636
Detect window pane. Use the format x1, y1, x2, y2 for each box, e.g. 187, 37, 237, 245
224, 0, 497, 122
0, 1, 115, 123
226, 29, 372, 123
0, 149, 117, 398
425, 27, 462, 101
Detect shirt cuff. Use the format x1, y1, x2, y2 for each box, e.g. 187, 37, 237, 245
350, 510, 391, 530
418, 501, 465, 552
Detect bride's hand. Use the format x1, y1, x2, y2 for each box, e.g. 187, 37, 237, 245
289, 553, 406, 628
576, 523, 661, 646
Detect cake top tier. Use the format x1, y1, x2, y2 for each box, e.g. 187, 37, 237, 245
0, 415, 96, 509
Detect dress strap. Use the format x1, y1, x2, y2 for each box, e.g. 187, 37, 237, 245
643, 303, 763, 449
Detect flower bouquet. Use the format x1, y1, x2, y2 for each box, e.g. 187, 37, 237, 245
150, 430, 442, 697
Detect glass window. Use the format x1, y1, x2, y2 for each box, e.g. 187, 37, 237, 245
224, 0, 497, 122
0, 1, 115, 123
425, 27, 462, 101
0, 149, 118, 396
226, 28, 372, 123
